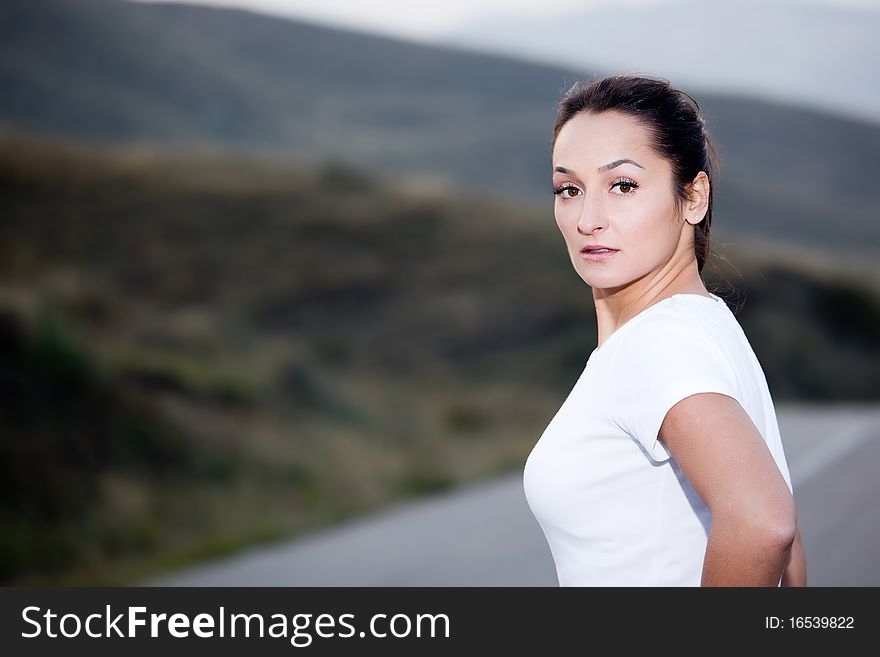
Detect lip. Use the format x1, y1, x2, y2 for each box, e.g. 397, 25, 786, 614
579, 245, 619, 262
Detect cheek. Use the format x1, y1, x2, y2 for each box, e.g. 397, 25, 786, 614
553, 206, 572, 237
624, 198, 676, 239
554, 202, 581, 231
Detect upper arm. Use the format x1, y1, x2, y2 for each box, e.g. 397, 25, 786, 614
658, 392, 797, 540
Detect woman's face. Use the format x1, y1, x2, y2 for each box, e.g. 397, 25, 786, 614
551, 110, 692, 295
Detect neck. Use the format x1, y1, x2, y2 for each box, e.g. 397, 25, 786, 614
592, 257, 707, 347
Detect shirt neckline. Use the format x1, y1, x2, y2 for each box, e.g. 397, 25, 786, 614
588, 292, 722, 361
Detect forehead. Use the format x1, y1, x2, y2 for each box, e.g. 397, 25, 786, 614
553, 111, 656, 166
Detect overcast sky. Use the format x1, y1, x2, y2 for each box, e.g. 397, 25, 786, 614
129, 0, 880, 122
132, 0, 880, 41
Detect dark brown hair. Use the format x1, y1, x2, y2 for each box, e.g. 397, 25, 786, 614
551, 75, 720, 274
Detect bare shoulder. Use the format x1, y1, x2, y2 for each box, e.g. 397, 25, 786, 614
659, 392, 795, 534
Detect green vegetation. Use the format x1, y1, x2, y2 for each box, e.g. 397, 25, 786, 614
0, 134, 877, 584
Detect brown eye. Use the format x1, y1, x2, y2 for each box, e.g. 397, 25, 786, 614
611, 178, 639, 195
553, 184, 580, 199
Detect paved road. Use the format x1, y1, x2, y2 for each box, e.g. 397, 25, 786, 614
142, 403, 880, 586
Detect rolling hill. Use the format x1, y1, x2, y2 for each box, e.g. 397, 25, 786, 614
1, 0, 878, 257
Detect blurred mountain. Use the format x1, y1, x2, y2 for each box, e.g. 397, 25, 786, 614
1, 0, 878, 258
444, 0, 880, 125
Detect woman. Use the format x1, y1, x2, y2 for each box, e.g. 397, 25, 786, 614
522, 75, 807, 586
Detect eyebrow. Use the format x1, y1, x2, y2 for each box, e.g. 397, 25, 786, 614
553, 159, 645, 175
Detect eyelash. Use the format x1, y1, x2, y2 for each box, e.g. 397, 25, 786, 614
552, 177, 639, 199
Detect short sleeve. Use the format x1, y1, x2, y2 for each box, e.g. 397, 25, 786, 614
608, 316, 739, 463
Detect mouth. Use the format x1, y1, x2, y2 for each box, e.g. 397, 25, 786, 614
579, 247, 619, 261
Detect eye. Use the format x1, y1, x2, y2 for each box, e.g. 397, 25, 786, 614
611, 177, 639, 195
552, 183, 581, 199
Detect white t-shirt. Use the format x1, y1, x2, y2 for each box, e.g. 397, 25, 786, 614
522, 292, 794, 586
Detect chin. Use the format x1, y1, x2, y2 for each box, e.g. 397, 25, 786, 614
577, 269, 638, 294
576, 264, 622, 283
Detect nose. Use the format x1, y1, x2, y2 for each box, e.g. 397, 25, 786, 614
576, 195, 607, 235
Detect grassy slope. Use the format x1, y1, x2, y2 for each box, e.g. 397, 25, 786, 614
1, 133, 878, 584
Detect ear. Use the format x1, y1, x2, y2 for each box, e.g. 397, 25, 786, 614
685, 171, 710, 225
